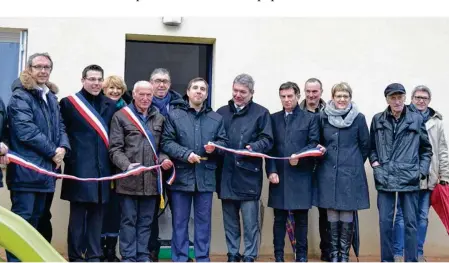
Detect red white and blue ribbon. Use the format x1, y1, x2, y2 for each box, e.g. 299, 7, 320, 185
207, 142, 324, 159
6, 151, 161, 181
67, 92, 109, 148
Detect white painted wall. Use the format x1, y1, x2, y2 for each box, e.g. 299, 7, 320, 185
1, 17, 449, 257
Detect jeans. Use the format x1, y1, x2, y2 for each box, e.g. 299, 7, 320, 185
377, 191, 419, 262
171, 191, 213, 262
222, 199, 260, 260
6, 191, 48, 262
393, 190, 431, 257
119, 195, 156, 262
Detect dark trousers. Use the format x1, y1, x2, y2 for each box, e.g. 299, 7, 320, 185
273, 209, 309, 259
119, 194, 156, 262
171, 190, 213, 262
377, 190, 419, 262
6, 191, 48, 262
68, 202, 104, 262
102, 189, 121, 237
222, 199, 259, 260
148, 194, 161, 254
38, 191, 54, 242
318, 207, 330, 256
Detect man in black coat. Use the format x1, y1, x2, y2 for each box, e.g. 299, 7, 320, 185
266, 82, 323, 262
369, 83, 432, 262
60, 64, 117, 262
216, 73, 273, 262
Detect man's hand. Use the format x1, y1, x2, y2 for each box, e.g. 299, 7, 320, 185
0, 156, 9, 165
289, 154, 299, 166
0, 142, 8, 156
269, 173, 279, 184
161, 159, 173, 170
187, 152, 201, 164
246, 145, 253, 151
52, 147, 66, 169
127, 163, 141, 171
371, 161, 380, 168
204, 144, 216, 154
317, 144, 326, 154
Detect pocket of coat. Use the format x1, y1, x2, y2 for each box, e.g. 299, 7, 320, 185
231, 159, 261, 196
397, 162, 420, 186
204, 163, 217, 187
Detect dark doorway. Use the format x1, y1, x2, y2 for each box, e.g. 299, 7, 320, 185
124, 40, 213, 106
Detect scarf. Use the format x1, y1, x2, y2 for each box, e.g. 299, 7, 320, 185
324, 100, 360, 128
115, 98, 126, 110
409, 103, 430, 123
152, 92, 172, 117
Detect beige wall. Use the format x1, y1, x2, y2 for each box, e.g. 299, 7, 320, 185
1, 17, 449, 257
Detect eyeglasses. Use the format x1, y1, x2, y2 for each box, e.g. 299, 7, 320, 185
85, 77, 104, 82
31, 65, 52, 71
413, 96, 430, 101
334, 95, 350, 100
152, 79, 170, 85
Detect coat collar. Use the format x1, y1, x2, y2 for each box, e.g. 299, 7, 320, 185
18, 70, 59, 94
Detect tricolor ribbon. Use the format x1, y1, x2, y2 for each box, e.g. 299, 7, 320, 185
207, 142, 324, 159
6, 151, 161, 181
67, 92, 110, 148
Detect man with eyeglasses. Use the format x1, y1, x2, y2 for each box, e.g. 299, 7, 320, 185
5, 52, 71, 262
60, 64, 118, 262
392, 85, 449, 262
148, 68, 185, 261
369, 83, 432, 262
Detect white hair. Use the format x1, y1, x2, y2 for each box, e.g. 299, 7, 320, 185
133, 80, 152, 94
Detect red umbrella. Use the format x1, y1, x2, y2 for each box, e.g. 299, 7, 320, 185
430, 181, 449, 235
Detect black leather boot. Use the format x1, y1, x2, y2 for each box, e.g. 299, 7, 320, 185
329, 221, 340, 262
339, 222, 354, 262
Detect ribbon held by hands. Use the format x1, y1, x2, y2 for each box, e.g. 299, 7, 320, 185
6, 151, 162, 182
206, 142, 324, 159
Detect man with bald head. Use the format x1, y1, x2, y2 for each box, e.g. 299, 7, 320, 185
109, 80, 173, 262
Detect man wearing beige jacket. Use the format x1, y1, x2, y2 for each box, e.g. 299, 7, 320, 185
393, 85, 449, 262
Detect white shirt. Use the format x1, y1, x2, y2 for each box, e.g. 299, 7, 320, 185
37, 84, 50, 105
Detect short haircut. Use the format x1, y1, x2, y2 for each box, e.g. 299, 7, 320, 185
331, 82, 352, 98
304, 77, 323, 91
150, 68, 171, 80
279, 81, 300, 95
27, 52, 53, 69
187, 77, 209, 91
102, 75, 127, 95
82, 64, 104, 79
233, 73, 255, 93
411, 85, 432, 100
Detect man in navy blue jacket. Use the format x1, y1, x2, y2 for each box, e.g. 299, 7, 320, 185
6, 52, 70, 262
216, 73, 273, 262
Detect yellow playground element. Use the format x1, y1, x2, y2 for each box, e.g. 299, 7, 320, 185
0, 205, 66, 262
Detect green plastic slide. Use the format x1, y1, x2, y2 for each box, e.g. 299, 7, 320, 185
0, 205, 66, 262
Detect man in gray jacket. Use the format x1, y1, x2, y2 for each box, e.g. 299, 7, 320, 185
369, 83, 432, 262
393, 85, 449, 262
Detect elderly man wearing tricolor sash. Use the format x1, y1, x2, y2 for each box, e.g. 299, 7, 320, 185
109, 80, 174, 262
161, 77, 228, 262
59, 64, 118, 262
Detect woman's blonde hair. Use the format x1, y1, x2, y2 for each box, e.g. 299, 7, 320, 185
102, 75, 127, 95
331, 82, 352, 98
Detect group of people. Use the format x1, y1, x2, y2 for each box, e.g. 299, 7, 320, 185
0, 52, 447, 263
